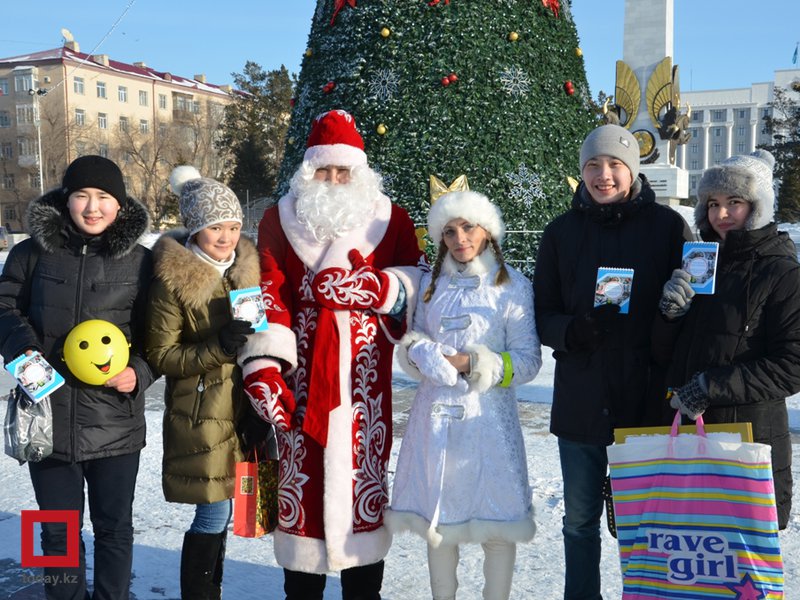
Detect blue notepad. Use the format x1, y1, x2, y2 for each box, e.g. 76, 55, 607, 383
682, 241, 719, 294
229, 287, 268, 332
5, 351, 65, 403
595, 267, 635, 314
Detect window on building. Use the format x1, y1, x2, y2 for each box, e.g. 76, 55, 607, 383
763, 108, 770, 118
158, 124, 167, 137
119, 116, 129, 132
118, 86, 128, 102
74, 77, 85, 95
690, 144, 698, 154
16, 105, 34, 124
139, 119, 149, 134
98, 143, 109, 158
4, 208, 16, 222
158, 94, 167, 110
17, 137, 36, 157
97, 82, 107, 99
0, 111, 10, 128
712, 110, 725, 121
1, 142, 12, 159
692, 110, 703, 122
14, 73, 35, 94
737, 126, 746, 137
139, 90, 148, 106
3, 173, 15, 190
739, 109, 746, 119
123, 151, 133, 164
0, 78, 8, 96
713, 143, 722, 153
737, 141, 746, 153
75, 109, 85, 126
98, 113, 108, 129
715, 128, 722, 137
690, 175, 698, 189
691, 160, 699, 170
76, 142, 86, 156
192, 100, 201, 114
29, 173, 40, 189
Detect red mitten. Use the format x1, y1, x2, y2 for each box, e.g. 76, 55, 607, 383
244, 367, 297, 432
311, 249, 393, 311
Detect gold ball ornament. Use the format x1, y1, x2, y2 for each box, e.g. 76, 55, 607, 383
305, 48, 313, 58
380, 27, 391, 38
575, 47, 583, 57
508, 31, 519, 42
376, 124, 387, 135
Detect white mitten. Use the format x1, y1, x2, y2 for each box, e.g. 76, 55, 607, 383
407, 340, 459, 387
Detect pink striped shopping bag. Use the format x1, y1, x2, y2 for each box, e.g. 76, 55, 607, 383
607, 412, 783, 599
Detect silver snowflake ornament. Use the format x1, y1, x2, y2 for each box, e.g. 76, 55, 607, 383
368, 68, 400, 101
499, 66, 531, 97
506, 163, 546, 209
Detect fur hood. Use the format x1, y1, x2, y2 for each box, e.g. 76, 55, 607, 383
25, 187, 151, 258
151, 231, 260, 309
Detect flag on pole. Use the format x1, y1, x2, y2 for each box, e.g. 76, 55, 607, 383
793, 42, 799, 65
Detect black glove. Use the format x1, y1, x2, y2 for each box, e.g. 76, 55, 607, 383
218, 319, 255, 356
238, 411, 277, 456
565, 303, 620, 352
670, 372, 710, 420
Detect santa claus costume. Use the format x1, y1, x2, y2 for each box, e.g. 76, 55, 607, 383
241, 110, 426, 598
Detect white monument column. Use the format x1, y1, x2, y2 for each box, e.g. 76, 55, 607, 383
622, 0, 688, 205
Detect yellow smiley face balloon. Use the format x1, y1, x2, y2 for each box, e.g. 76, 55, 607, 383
63, 320, 130, 385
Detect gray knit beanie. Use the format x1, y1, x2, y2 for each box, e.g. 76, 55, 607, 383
169, 166, 243, 236
580, 124, 641, 181
695, 149, 775, 233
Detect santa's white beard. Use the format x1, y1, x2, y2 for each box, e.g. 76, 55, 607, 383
291, 164, 383, 243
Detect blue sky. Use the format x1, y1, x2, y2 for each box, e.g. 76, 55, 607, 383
2, 1, 798, 98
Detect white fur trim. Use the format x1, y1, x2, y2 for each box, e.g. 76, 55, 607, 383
384, 507, 536, 547
303, 144, 368, 169
381, 264, 425, 344
277, 192, 392, 273
238, 324, 298, 372
440, 248, 497, 277
427, 191, 505, 246
373, 271, 400, 314
466, 344, 503, 393
169, 165, 202, 196
240, 357, 281, 378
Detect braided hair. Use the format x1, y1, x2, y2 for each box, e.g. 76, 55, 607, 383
423, 240, 448, 303
489, 236, 510, 286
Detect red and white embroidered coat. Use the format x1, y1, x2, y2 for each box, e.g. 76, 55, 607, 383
242, 191, 425, 573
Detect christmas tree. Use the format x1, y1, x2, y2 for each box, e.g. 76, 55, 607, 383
277, 0, 597, 270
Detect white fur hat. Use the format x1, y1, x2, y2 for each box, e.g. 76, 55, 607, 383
427, 191, 505, 246
695, 149, 775, 232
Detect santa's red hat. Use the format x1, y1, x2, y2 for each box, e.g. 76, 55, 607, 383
303, 110, 368, 168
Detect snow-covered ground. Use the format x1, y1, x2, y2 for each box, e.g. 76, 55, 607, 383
0, 224, 799, 599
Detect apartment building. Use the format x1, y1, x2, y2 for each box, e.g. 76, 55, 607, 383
678, 68, 800, 198
0, 40, 235, 231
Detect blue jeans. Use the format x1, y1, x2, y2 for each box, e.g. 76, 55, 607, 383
189, 499, 232, 534
558, 438, 608, 600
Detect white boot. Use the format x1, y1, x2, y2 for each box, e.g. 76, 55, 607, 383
482, 541, 516, 600
427, 542, 459, 600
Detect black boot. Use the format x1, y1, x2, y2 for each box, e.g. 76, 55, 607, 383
180, 531, 226, 600
341, 561, 384, 600
284, 568, 326, 600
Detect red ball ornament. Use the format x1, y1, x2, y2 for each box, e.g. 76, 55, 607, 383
448, 73, 458, 83
323, 81, 336, 94
564, 80, 574, 95
441, 77, 451, 87
290, 98, 296, 107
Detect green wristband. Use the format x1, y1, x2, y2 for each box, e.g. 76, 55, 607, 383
500, 352, 513, 388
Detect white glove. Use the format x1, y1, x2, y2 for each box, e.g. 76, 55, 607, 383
407, 340, 459, 387
659, 269, 695, 319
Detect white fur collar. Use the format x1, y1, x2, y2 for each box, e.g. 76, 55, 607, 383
277, 191, 392, 272
441, 249, 498, 277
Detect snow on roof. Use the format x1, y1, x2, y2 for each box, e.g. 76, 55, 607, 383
0, 46, 233, 97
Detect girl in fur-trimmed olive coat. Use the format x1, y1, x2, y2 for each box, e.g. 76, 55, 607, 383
145, 166, 267, 599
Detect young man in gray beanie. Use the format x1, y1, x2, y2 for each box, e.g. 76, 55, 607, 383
533, 124, 691, 599
654, 149, 800, 531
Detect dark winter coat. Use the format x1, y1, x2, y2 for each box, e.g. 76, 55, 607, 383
0, 189, 156, 462
653, 223, 800, 529
533, 177, 690, 445
145, 232, 259, 504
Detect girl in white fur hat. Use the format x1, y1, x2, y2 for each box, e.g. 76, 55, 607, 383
385, 190, 542, 600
